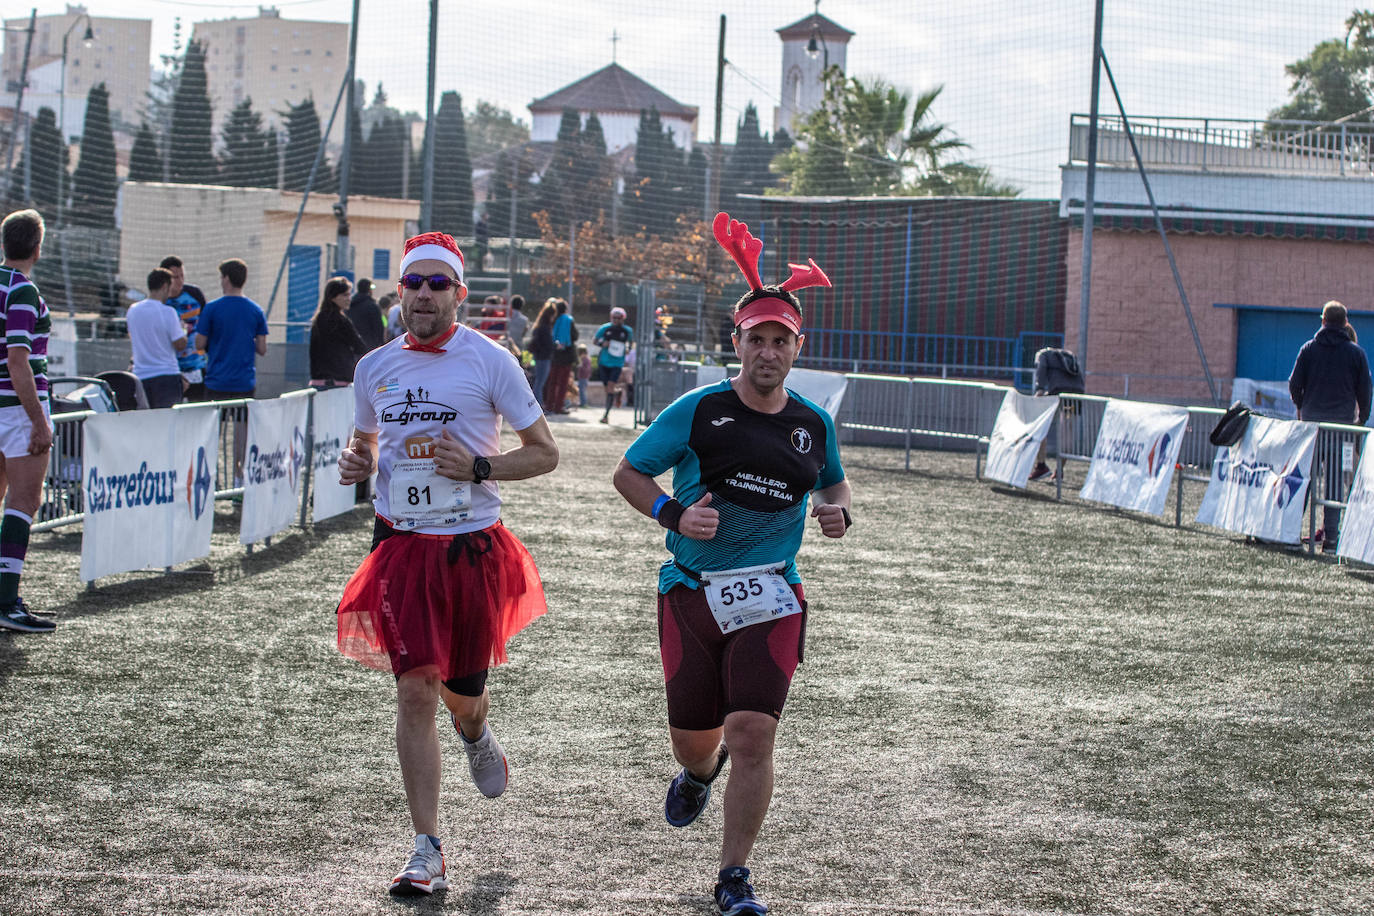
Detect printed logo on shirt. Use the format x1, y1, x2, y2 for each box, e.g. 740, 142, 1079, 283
376, 376, 401, 394
791, 427, 813, 454
379, 386, 459, 426
404, 435, 435, 459
711, 417, 735, 427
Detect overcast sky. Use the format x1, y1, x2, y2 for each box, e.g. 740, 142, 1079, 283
4, 0, 1362, 196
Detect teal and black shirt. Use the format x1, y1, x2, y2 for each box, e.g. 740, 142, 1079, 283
625, 379, 844, 594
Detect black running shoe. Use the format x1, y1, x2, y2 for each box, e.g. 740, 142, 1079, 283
0, 598, 55, 633
714, 866, 768, 915
664, 746, 728, 827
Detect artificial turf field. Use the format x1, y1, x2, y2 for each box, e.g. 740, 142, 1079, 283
1, 414, 1371, 915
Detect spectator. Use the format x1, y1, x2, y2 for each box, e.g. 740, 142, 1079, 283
310, 276, 369, 387
505, 294, 529, 351
1289, 301, 1373, 552
125, 267, 187, 409
195, 258, 268, 483
382, 292, 403, 340
576, 344, 591, 408
160, 255, 209, 401
543, 298, 576, 414
0, 208, 56, 632
348, 278, 385, 351
1028, 347, 1084, 482
528, 300, 556, 410
477, 295, 506, 340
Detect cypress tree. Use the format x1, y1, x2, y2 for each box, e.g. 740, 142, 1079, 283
169, 40, 216, 183
627, 107, 685, 237
129, 122, 162, 182
282, 97, 328, 192
70, 83, 118, 228
430, 91, 474, 236
219, 98, 276, 188
18, 107, 66, 220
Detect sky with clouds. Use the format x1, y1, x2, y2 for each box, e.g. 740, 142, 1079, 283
4, 0, 1363, 197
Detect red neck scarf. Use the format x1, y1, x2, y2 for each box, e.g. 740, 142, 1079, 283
402, 324, 459, 353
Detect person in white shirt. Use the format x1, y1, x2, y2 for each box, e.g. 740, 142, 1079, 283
335, 231, 559, 897
124, 268, 187, 409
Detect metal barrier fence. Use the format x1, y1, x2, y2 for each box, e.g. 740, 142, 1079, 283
34, 390, 362, 541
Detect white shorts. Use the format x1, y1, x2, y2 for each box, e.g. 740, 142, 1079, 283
0, 401, 52, 459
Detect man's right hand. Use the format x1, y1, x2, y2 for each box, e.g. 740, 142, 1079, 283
678, 492, 718, 540
27, 420, 53, 455
338, 436, 375, 485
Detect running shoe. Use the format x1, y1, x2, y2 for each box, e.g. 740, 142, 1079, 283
389, 835, 447, 896
455, 717, 508, 798
1027, 462, 1053, 482
714, 866, 768, 915
0, 598, 56, 633
665, 746, 728, 827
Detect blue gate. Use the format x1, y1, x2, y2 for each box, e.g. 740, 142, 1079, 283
287, 245, 322, 345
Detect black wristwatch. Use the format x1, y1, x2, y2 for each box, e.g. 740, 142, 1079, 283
472, 456, 492, 484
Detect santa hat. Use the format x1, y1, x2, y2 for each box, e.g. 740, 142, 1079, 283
399, 231, 466, 284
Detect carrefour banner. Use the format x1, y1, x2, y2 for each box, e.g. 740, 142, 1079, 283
984, 390, 1059, 487
80, 405, 218, 582
240, 393, 310, 545
1196, 415, 1318, 543
311, 386, 357, 523
1079, 400, 1189, 515
1337, 446, 1374, 565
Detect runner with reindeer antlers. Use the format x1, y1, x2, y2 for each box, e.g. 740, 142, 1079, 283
613, 212, 853, 915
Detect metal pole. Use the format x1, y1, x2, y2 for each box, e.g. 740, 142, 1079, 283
710, 15, 726, 216
1077, 0, 1105, 370
567, 219, 575, 308
333, 0, 361, 276
508, 154, 518, 272
2, 10, 37, 204
420, 0, 439, 231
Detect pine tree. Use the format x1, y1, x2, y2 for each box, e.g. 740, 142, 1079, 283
282, 97, 329, 192
430, 91, 474, 236
169, 39, 216, 183
722, 103, 775, 224
363, 113, 409, 198
129, 122, 162, 182
626, 107, 686, 237
534, 108, 582, 228
575, 111, 613, 223
219, 98, 276, 188
487, 148, 539, 239
17, 107, 67, 219
69, 83, 118, 228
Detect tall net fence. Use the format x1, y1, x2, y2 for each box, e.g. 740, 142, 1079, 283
0, 0, 1367, 400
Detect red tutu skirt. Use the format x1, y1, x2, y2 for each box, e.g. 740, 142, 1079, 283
337, 520, 547, 679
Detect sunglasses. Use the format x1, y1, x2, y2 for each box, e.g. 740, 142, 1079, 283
399, 273, 458, 292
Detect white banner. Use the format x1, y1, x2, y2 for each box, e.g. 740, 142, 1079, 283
1079, 399, 1190, 515
311, 387, 358, 523
984, 390, 1060, 487
240, 393, 310, 545
47, 318, 78, 378
696, 365, 848, 418
1337, 445, 1374, 564
1196, 415, 1317, 543
1231, 378, 1297, 420
80, 406, 218, 582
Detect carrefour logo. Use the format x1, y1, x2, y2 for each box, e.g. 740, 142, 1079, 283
1146, 432, 1173, 478
186, 446, 212, 519
1216, 457, 1305, 508
290, 426, 306, 489
86, 462, 180, 513
247, 426, 305, 491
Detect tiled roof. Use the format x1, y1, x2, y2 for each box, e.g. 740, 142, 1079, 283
776, 13, 854, 40
529, 63, 697, 119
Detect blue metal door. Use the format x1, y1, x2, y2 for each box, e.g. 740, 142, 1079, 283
287, 245, 322, 345
1235, 307, 1374, 381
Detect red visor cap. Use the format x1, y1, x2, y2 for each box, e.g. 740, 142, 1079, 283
734, 296, 802, 335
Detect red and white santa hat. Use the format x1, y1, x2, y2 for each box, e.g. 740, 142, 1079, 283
399, 231, 466, 285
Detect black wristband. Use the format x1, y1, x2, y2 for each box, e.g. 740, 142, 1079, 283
656, 498, 685, 534
840, 506, 852, 529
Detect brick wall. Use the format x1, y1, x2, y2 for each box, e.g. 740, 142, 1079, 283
1065, 229, 1374, 402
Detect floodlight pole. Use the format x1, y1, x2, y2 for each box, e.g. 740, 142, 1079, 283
1077, 0, 1104, 372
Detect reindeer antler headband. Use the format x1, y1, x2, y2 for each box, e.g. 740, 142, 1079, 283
713, 211, 830, 334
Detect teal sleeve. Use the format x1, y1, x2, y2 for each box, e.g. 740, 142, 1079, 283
813, 398, 845, 489
624, 388, 701, 476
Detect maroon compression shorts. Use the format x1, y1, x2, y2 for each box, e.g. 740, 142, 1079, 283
657, 582, 807, 731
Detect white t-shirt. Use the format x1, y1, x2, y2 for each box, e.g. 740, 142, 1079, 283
125, 298, 185, 379
352, 323, 543, 534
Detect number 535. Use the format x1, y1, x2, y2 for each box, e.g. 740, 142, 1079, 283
717, 577, 763, 606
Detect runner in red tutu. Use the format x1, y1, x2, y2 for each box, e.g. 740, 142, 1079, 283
335, 231, 558, 897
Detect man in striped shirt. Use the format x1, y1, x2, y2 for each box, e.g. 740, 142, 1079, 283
0, 209, 55, 633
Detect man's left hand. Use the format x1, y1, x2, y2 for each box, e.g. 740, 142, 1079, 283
433, 429, 476, 481
811, 503, 849, 539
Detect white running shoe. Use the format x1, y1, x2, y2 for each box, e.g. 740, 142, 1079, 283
389, 835, 447, 896
456, 718, 509, 798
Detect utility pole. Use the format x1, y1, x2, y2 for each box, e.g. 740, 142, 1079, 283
1077, 0, 1105, 371
1, 10, 36, 205
419, 0, 439, 231
333, 0, 361, 277
710, 15, 726, 216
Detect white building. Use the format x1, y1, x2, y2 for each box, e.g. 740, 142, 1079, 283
773, 11, 853, 136
528, 62, 697, 154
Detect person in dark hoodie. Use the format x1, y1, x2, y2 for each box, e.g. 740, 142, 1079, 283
1289, 300, 1372, 551
348, 278, 386, 352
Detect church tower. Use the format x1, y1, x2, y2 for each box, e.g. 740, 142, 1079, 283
774, 7, 855, 135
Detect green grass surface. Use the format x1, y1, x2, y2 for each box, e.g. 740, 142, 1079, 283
1, 420, 1371, 915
